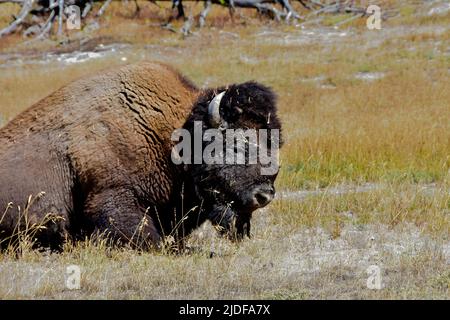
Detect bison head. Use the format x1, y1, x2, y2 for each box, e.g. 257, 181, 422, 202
173, 81, 282, 241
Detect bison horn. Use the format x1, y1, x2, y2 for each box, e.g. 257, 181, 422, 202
208, 91, 227, 129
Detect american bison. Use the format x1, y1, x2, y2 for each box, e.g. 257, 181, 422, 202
0, 62, 282, 250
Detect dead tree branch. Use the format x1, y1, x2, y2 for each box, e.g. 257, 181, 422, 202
0, 0, 379, 39
0, 0, 34, 37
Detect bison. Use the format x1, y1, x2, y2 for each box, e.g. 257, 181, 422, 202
0, 62, 282, 250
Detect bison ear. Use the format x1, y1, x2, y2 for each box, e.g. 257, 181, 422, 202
208, 91, 228, 130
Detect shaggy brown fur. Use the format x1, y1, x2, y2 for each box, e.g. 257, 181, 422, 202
0, 62, 281, 250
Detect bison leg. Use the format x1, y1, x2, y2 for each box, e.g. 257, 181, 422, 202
0, 137, 73, 251
84, 189, 161, 250
0, 198, 69, 252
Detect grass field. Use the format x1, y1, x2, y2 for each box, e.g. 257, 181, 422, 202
0, 1, 449, 299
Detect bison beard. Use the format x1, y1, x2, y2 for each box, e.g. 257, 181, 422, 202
0, 62, 282, 251
206, 204, 251, 241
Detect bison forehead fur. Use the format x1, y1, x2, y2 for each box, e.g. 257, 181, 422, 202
0, 62, 282, 251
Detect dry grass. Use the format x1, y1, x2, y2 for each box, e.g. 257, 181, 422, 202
0, 0, 449, 299
0, 185, 448, 299
273, 182, 450, 237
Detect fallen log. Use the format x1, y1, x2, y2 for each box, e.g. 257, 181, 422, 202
0, 0, 378, 39
0, 0, 34, 37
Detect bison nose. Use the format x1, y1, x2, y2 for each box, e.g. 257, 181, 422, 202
252, 187, 275, 208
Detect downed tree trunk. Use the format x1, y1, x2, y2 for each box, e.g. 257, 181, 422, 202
0, 0, 34, 37
0, 0, 374, 39
173, 0, 302, 21
0, 0, 103, 38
